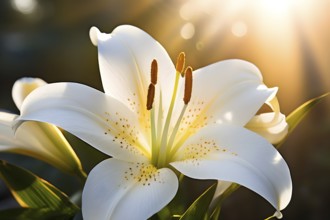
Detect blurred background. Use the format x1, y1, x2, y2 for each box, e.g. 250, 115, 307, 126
0, 0, 329, 219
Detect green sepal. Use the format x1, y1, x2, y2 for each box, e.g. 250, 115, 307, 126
0, 208, 75, 220
0, 160, 78, 216
179, 183, 217, 220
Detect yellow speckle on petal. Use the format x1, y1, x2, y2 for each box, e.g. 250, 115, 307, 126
181, 138, 238, 165
178, 100, 214, 136
103, 111, 146, 156
124, 163, 163, 186
183, 139, 220, 161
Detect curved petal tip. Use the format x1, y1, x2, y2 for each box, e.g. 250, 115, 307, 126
89, 26, 100, 46
12, 77, 47, 110
275, 211, 283, 219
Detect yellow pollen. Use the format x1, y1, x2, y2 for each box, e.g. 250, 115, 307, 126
176, 52, 186, 75
146, 84, 155, 110
183, 66, 193, 105
150, 59, 158, 85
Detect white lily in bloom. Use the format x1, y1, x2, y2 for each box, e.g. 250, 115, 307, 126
0, 78, 84, 177
16, 25, 292, 219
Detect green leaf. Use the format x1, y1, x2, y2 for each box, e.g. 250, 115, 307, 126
276, 93, 329, 148
0, 160, 78, 216
179, 183, 217, 220
0, 208, 74, 220
209, 183, 240, 220
286, 93, 329, 134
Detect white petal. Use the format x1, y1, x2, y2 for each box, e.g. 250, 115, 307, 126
12, 77, 46, 110
92, 25, 176, 115
89, 26, 100, 46
246, 112, 288, 144
0, 112, 22, 148
17, 82, 150, 162
171, 124, 292, 211
82, 158, 178, 220
246, 97, 288, 144
174, 60, 276, 134
0, 112, 82, 174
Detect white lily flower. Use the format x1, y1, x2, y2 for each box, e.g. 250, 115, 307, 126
0, 78, 84, 177
17, 25, 292, 219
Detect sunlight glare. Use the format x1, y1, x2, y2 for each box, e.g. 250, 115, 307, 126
11, 0, 38, 14
262, 0, 289, 11
259, 0, 305, 16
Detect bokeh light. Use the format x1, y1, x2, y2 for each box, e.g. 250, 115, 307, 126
11, 0, 38, 14
180, 22, 195, 39
231, 21, 247, 37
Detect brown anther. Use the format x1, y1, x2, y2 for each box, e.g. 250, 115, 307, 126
183, 66, 193, 105
175, 52, 186, 76
151, 59, 158, 85
146, 84, 155, 110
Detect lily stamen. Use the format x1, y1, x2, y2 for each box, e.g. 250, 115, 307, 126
176, 52, 186, 76
183, 66, 193, 105
151, 59, 158, 85
168, 67, 193, 156
147, 59, 158, 164
146, 84, 155, 110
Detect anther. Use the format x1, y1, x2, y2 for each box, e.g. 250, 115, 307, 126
175, 52, 186, 76
183, 66, 193, 105
151, 59, 158, 85
146, 84, 155, 110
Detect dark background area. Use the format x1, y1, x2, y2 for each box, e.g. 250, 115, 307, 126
1, 0, 330, 219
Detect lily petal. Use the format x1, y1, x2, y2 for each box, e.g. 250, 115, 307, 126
0, 112, 21, 148
82, 158, 178, 220
246, 97, 288, 144
173, 60, 277, 144
171, 124, 292, 211
246, 112, 288, 144
0, 112, 82, 174
12, 77, 46, 110
90, 25, 176, 116
17, 82, 150, 162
